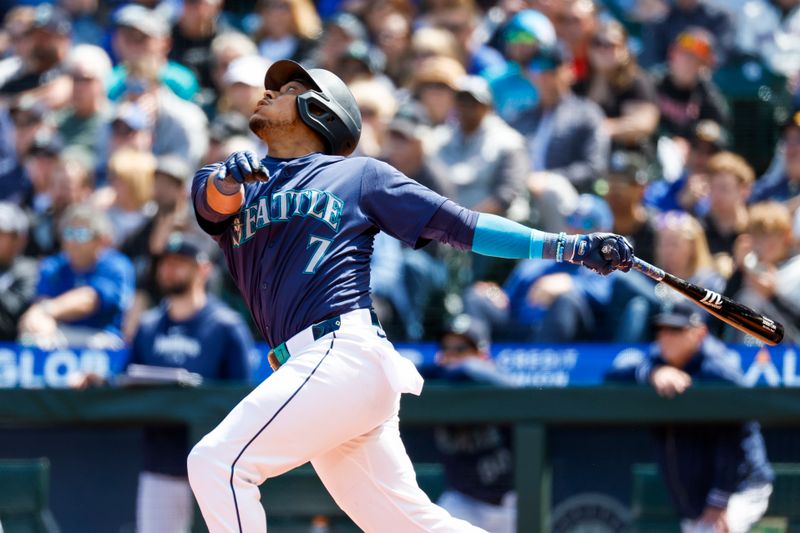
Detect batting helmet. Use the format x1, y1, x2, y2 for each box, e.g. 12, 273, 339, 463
264, 60, 362, 157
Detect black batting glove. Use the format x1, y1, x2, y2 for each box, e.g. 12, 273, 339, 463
564, 233, 633, 275
218, 151, 268, 184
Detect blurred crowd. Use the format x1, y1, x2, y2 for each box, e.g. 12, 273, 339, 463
1, 0, 800, 349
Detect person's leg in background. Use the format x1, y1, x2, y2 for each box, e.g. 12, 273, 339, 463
136, 471, 193, 533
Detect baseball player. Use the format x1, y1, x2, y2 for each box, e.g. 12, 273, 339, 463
187, 59, 633, 533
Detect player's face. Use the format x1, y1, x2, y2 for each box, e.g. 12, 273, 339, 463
249, 80, 306, 136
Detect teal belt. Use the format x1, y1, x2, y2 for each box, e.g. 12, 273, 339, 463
269, 310, 382, 368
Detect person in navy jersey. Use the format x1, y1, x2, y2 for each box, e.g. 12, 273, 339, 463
186, 59, 633, 533
18, 203, 134, 349
129, 232, 254, 533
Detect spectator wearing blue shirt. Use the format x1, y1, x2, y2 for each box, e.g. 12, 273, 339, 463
750, 109, 800, 206
606, 302, 773, 533
18, 203, 134, 348
128, 232, 253, 533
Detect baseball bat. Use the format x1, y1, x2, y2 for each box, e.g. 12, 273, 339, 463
631, 257, 784, 346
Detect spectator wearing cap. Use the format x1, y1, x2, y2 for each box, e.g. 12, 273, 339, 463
431, 75, 528, 217
106, 103, 155, 162
252, 0, 320, 65
701, 152, 755, 262
735, 0, 800, 79
313, 12, 367, 71
56, 45, 113, 167
484, 9, 556, 123
109, 4, 199, 103
115, 56, 209, 166
718, 202, 800, 343
408, 55, 466, 127
207, 32, 258, 117
59, 0, 104, 47
336, 40, 389, 88
552, 0, 598, 90
750, 109, 800, 206
0, 202, 37, 341
605, 149, 658, 264
640, 0, 735, 68
349, 78, 397, 158
373, 10, 412, 87
513, 43, 609, 193
582, 19, 659, 154
0, 6, 35, 88
407, 26, 461, 74
23, 130, 63, 214
18, 203, 135, 348
0, 3, 72, 109
606, 301, 773, 533
74, 231, 253, 533
654, 28, 730, 141
424, 314, 516, 533
428, 2, 505, 75
216, 55, 272, 121
0, 97, 53, 207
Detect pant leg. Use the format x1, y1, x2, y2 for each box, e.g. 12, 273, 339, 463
136, 471, 193, 533
312, 415, 488, 533
187, 331, 399, 533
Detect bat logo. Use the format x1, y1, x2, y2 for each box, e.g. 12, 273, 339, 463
699, 289, 723, 309
762, 317, 777, 332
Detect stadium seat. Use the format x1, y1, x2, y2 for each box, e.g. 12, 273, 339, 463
0, 458, 59, 533
631, 463, 800, 533
261, 462, 445, 533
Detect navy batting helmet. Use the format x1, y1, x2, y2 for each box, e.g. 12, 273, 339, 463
264, 60, 362, 157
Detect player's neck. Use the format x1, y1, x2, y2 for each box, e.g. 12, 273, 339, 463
264, 131, 326, 159
166, 288, 208, 322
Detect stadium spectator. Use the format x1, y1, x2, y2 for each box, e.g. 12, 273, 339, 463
407, 26, 461, 74
118, 56, 209, 165
484, 9, 556, 123
59, 0, 104, 47
425, 315, 516, 533
606, 301, 774, 533
654, 28, 730, 141
251, 0, 320, 65
605, 150, 658, 264
513, 44, 609, 193
552, 0, 598, 92
582, 19, 659, 154
750, 109, 800, 206
373, 10, 412, 86
430, 75, 527, 216
336, 40, 389, 88
169, 0, 226, 107
216, 55, 272, 122
655, 210, 724, 293
0, 202, 36, 341
408, 55, 466, 127
701, 152, 754, 269
312, 12, 367, 71
0, 7, 34, 87
428, 2, 506, 75
56, 45, 113, 168
202, 112, 253, 166
96, 148, 157, 246
0, 4, 72, 110
640, 0, 735, 68
349, 78, 397, 158
18, 203, 135, 348
21, 130, 63, 218
735, 0, 800, 79
719, 202, 800, 343
109, 4, 199, 103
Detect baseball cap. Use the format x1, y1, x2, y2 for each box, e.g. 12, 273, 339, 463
411, 56, 466, 92
0, 202, 29, 235
112, 103, 150, 132
504, 9, 556, 47
114, 5, 170, 39
388, 102, 431, 139
672, 28, 714, 66
441, 314, 490, 352
653, 301, 705, 329
455, 75, 493, 106
155, 155, 191, 183
163, 233, 209, 263
608, 150, 651, 185
224, 55, 272, 88
30, 3, 71, 35
27, 131, 63, 158
565, 194, 614, 233
340, 40, 386, 74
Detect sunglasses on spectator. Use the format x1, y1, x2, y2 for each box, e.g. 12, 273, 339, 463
655, 325, 688, 334
527, 56, 559, 73
505, 29, 539, 45
70, 73, 96, 83
62, 227, 95, 243
590, 37, 618, 49
112, 122, 137, 137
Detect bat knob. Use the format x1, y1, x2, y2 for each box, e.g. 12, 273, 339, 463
601, 244, 612, 255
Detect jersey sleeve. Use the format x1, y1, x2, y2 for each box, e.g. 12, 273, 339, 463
358, 159, 450, 249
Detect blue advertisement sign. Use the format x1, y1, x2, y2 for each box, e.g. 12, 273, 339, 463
1, 341, 798, 389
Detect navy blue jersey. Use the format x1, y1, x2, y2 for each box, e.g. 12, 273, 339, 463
192, 153, 451, 347
130, 296, 253, 476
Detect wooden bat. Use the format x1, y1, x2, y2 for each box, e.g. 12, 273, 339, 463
631, 256, 784, 346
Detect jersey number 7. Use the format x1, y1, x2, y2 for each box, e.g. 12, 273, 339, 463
304, 235, 332, 274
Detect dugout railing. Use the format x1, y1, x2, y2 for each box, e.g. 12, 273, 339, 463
1, 385, 800, 532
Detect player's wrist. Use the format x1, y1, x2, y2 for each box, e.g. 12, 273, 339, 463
213, 168, 244, 196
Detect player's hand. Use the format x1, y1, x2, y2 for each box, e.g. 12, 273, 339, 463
698, 505, 729, 532
649, 366, 692, 398
567, 233, 633, 275
218, 151, 268, 185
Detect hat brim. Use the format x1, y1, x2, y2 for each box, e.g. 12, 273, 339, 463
653, 314, 692, 329
264, 60, 321, 92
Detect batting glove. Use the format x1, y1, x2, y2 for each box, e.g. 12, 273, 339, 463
218, 151, 268, 184
564, 233, 633, 275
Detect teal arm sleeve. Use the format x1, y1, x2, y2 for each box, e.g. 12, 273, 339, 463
471, 213, 552, 259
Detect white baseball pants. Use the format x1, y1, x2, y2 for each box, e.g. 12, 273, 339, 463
187, 309, 487, 533
680, 483, 773, 533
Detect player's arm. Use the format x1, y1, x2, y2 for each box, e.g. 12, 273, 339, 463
192, 151, 267, 226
